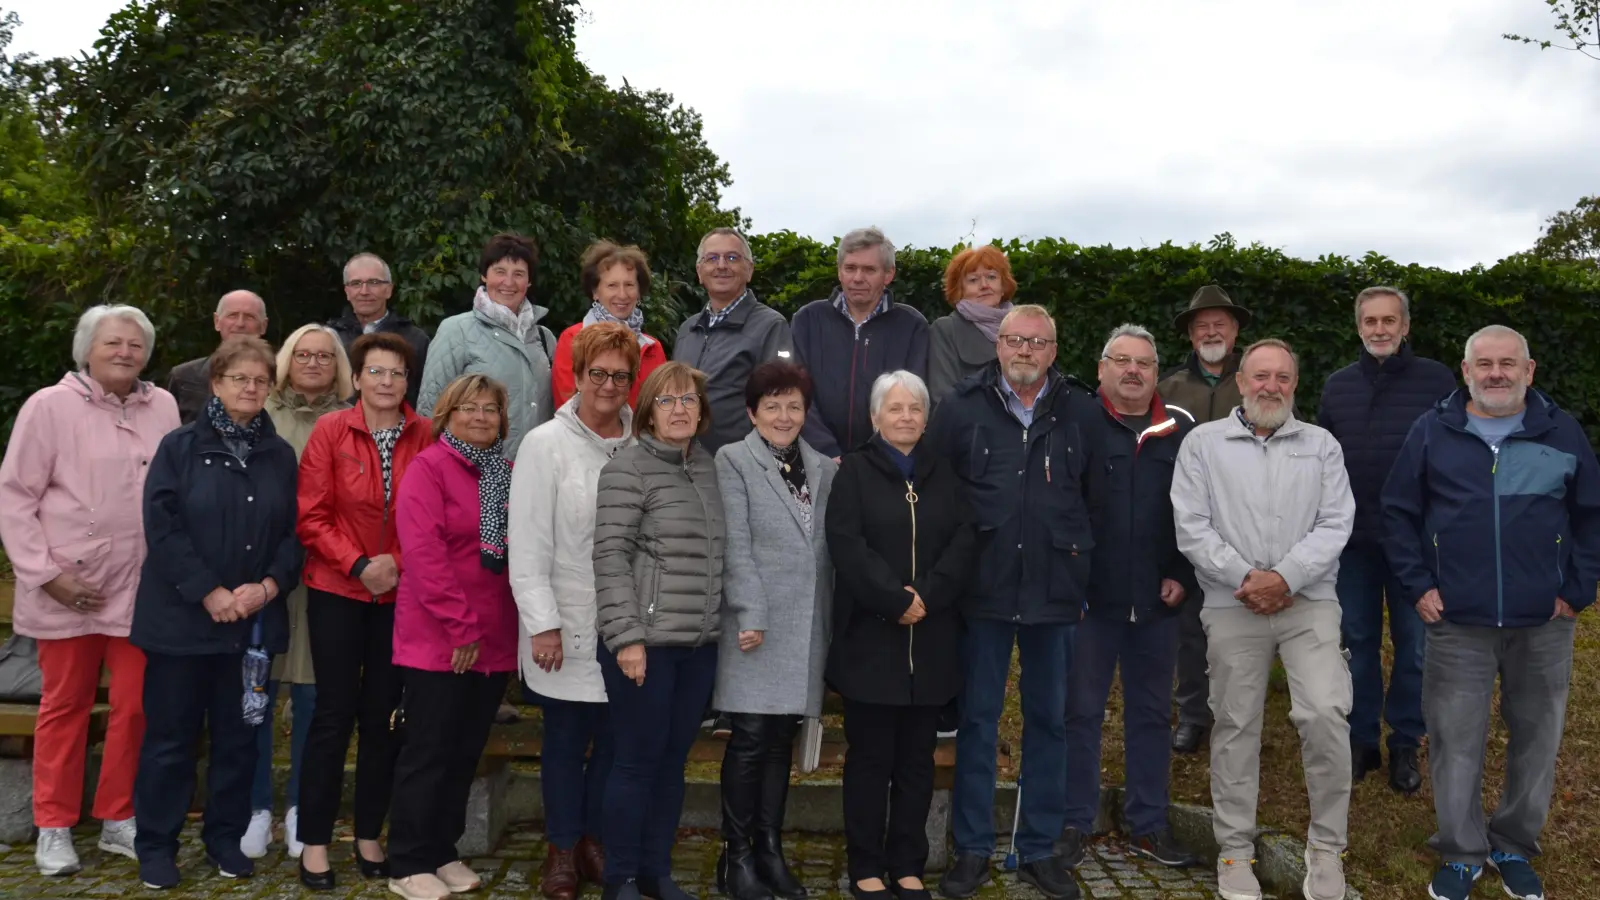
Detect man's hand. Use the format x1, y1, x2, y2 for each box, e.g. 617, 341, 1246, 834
1416, 588, 1444, 624
1235, 569, 1290, 615
1554, 598, 1577, 620
42, 573, 103, 614
360, 554, 400, 596
1159, 578, 1186, 608
531, 629, 564, 672
618, 644, 647, 685
450, 641, 480, 674
203, 586, 241, 623
898, 587, 926, 625
738, 630, 764, 652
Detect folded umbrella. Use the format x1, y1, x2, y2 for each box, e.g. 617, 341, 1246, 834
242, 617, 271, 726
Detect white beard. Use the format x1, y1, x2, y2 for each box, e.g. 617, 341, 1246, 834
1243, 393, 1292, 430
1198, 342, 1229, 365
1468, 379, 1528, 416
1363, 338, 1399, 359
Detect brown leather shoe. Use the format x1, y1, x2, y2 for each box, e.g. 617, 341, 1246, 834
541, 845, 579, 900
574, 837, 606, 887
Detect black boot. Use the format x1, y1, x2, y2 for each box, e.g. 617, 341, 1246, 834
753, 716, 805, 900
719, 715, 774, 900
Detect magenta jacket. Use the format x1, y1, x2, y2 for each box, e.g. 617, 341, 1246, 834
0, 373, 180, 640
392, 439, 518, 674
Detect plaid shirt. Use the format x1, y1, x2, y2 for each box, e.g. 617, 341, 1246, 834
834, 291, 892, 335
703, 289, 753, 330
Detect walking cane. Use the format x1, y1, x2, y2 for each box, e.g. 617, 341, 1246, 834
1003, 778, 1022, 871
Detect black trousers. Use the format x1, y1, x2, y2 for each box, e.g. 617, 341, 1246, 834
387, 667, 508, 879
133, 651, 258, 864
297, 591, 403, 843
841, 699, 940, 882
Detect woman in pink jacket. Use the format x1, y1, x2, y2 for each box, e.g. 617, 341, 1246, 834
386, 373, 519, 900
0, 305, 180, 876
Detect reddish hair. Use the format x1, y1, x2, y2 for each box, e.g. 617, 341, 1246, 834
942, 245, 1018, 306
571, 321, 642, 380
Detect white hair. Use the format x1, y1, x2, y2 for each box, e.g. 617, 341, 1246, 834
837, 227, 896, 270
1100, 323, 1159, 365
999, 304, 1058, 340
1464, 324, 1530, 364
696, 226, 755, 263
1354, 285, 1411, 324
869, 370, 931, 419
72, 304, 156, 368
343, 252, 392, 282
214, 289, 267, 318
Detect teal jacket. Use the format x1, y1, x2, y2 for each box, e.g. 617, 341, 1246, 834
417, 305, 557, 459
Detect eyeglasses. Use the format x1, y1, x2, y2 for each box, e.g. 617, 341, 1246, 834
363, 366, 408, 380
344, 279, 391, 290
999, 334, 1056, 351
293, 350, 337, 365
220, 374, 270, 390
654, 393, 701, 411
587, 368, 634, 388
1103, 354, 1157, 372
456, 403, 502, 416
699, 252, 747, 266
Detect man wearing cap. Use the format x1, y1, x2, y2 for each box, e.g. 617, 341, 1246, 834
1158, 285, 1252, 755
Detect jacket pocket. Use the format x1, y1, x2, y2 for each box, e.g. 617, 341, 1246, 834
49, 536, 116, 597
1050, 531, 1094, 606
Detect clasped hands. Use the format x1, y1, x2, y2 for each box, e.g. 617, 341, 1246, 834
898, 586, 926, 625
201, 579, 276, 623
1235, 568, 1292, 615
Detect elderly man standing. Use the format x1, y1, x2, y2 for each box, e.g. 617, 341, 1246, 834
674, 227, 795, 454
1382, 325, 1599, 900
166, 290, 269, 423
327, 252, 431, 408
929, 305, 1098, 900
1060, 325, 1198, 871
791, 227, 928, 459
1158, 285, 1252, 755
1317, 286, 1455, 794
1171, 338, 1355, 900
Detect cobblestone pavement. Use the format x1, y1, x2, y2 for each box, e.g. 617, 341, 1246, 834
0, 821, 1232, 899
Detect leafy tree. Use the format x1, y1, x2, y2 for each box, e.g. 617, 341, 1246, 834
1505, 0, 1600, 59
1529, 195, 1600, 265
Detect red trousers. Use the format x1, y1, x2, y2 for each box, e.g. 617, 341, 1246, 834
34, 635, 145, 827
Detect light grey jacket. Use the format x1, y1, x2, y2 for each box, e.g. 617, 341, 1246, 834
417, 304, 557, 460
1171, 409, 1355, 608
593, 434, 725, 651
712, 431, 837, 717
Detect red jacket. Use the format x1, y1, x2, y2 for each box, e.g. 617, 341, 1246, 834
297, 402, 433, 602
550, 322, 668, 410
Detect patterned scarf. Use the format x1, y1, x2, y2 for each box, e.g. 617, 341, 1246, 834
473, 285, 540, 343
764, 436, 813, 536
583, 301, 658, 349
441, 430, 512, 573
955, 299, 1014, 343
372, 417, 405, 504
205, 395, 265, 460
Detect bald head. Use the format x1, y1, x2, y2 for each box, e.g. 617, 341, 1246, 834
214, 290, 268, 341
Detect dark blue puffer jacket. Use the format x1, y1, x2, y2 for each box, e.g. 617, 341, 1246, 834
1381, 389, 1600, 628
1318, 343, 1457, 547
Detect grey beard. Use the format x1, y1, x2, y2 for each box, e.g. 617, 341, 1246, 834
1243, 394, 1292, 430
1363, 338, 1399, 359
1198, 343, 1229, 365
1006, 363, 1044, 387
1468, 380, 1528, 416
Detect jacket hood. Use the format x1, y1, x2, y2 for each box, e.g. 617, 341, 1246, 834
63, 370, 158, 407
555, 394, 634, 449
1436, 386, 1562, 438
1097, 388, 1192, 446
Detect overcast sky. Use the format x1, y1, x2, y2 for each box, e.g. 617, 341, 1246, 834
9, 0, 1599, 269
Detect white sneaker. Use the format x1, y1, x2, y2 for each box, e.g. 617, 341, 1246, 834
97, 817, 137, 860
390, 873, 454, 899
436, 860, 482, 893
284, 806, 304, 858
240, 808, 272, 859
35, 827, 81, 876
1217, 855, 1263, 900
1303, 845, 1346, 900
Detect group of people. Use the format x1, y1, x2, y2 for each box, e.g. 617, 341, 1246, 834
0, 224, 1591, 900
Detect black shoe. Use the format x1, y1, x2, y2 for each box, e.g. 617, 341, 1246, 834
605, 879, 644, 900
1171, 722, 1206, 754
937, 853, 991, 899
1128, 829, 1197, 868
299, 859, 335, 891
851, 884, 892, 900
354, 847, 390, 879
718, 842, 774, 900
1017, 857, 1081, 900
712, 714, 734, 737
139, 856, 181, 890
639, 875, 699, 900
1352, 744, 1383, 782
1055, 826, 1086, 869
1389, 745, 1422, 794
753, 831, 806, 900
205, 848, 255, 879
888, 880, 932, 900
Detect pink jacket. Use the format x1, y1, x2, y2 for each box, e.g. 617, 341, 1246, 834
392, 439, 518, 674
0, 373, 180, 639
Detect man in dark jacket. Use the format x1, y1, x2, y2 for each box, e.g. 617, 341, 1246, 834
791, 227, 929, 459
1155, 285, 1251, 755
166, 290, 269, 424
1061, 324, 1198, 871
1382, 325, 1600, 900
327, 252, 431, 408
928, 305, 1096, 900
1317, 286, 1455, 794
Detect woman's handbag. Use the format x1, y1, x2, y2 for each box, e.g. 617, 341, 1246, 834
0, 635, 43, 702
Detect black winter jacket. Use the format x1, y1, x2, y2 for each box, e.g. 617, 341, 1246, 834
925, 364, 1100, 625
1318, 343, 1456, 546
792, 290, 929, 458
328, 306, 433, 409
131, 414, 301, 656
825, 438, 975, 706
1085, 391, 1197, 623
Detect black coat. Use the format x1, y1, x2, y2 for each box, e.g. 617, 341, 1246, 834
328, 306, 433, 409
131, 413, 301, 656
1085, 392, 1197, 623
925, 363, 1100, 625
1318, 343, 1456, 547
825, 440, 975, 707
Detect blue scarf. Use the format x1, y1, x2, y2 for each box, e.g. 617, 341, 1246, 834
204, 395, 265, 460
872, 434, 917, 484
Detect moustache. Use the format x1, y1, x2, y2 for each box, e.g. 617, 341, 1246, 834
1120, 375, 1144, 385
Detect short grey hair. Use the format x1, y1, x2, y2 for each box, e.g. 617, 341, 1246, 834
837, 227, 896, 270
999, 304, 1057, 340
1354, 286, 1410, 323
214, 289, 267, 318
344, 252, 392, 282
1100, 323, 1158, 365
1240, 337, 1300, 373
869, 370, 930, 419
72, 304, 157, 368
696, 226, 755, 264
1463, 324, 1530, 364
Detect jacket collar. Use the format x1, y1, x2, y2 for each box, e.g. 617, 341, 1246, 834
65, 371, 156, 407
192, 405, 281, 454
1186, 348, 1242, 381
857, 436, 939, 481
1435, 387, 1560, 438
1097, 388, 1188, 447
1357, 341, 1415, 376
270, 387, 348, 416
691, 289, 763, 331
740, 429, 821, 535
337, 398, 423, 436
333, 305, 414, 331
638, 432, 701, 464
556, 395, 634, 450
1221, 405, 1305, 441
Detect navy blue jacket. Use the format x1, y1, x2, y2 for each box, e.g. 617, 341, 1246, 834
792, 289, 929, 458
1318, 343, 1456, 547
131, 414, 301, 656
1381, 389, 1600, 628
926, 363, 1100, 625
1085, 392, 1198, 623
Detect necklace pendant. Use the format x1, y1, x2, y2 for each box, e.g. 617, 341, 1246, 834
781, 462, 791, 473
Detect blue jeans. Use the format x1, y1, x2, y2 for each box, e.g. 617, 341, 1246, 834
952, 619, 1073, 863
1336, 542, 1424, 751
533, 692, 614, 850
251, 680, 316, 813
598, 643, 717, 882
1064, 614, 1179, 837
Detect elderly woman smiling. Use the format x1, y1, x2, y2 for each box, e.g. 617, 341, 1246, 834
550, 241, 668, 410
927, 246, 1018, 406
0, 305, 179, 877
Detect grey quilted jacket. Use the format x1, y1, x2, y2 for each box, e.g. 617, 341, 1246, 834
593, 434, 726, 651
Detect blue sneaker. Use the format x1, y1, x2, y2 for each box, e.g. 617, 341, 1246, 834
139, 855, 181, 890
1489, 852, 1544, 900
1428, 863, 1482, 900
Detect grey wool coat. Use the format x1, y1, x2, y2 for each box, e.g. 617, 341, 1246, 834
712, 430, 837, 717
